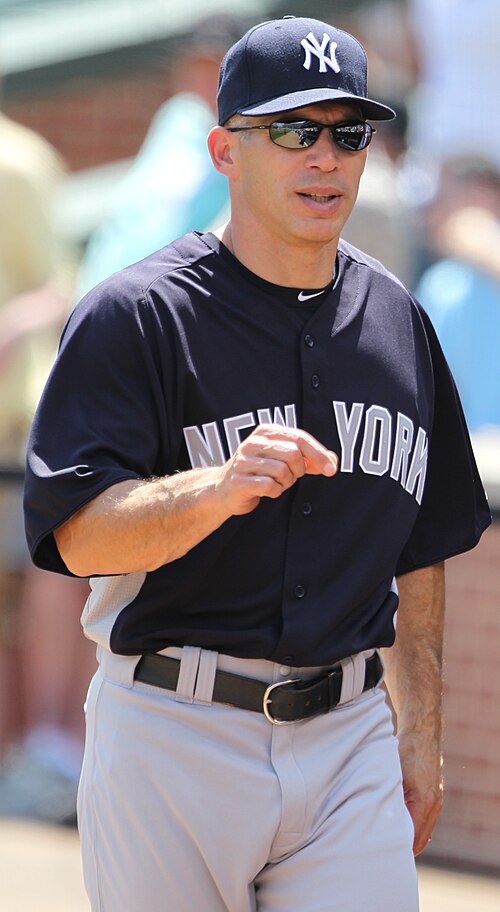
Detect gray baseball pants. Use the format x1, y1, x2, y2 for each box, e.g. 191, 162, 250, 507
78, 645, 418, 911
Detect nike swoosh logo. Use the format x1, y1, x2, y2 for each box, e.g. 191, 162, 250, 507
297, 289, 325, 302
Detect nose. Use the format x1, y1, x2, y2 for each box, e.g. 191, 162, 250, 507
304, 127, 341, 170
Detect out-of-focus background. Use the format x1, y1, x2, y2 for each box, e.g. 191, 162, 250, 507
0, 0, 499, 907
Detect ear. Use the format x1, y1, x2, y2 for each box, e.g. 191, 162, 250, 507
207, 126, 238, 178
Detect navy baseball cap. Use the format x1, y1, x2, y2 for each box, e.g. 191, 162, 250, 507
217, 16, 395, 125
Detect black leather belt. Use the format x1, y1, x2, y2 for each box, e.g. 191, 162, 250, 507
134, 651, 383, 725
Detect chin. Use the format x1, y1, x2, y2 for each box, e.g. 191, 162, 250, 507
293, 221, 341, 246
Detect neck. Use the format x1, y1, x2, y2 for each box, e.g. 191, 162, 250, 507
216, 220, 339, 288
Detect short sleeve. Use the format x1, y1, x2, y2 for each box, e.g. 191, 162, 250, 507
396, 304, 491, 575
24, 275, 172, 574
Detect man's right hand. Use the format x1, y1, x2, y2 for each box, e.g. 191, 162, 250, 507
215, 423, 338, 515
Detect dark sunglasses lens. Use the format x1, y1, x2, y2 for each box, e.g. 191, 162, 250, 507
334, 122, 372, 151
270, 121, 373, 151
269, 122, 319, 148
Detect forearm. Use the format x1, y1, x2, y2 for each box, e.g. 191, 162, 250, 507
383, 562, 445, 741
54, 470, 231, 577
382, 561, 445, 854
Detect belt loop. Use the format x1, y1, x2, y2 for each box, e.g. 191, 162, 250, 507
351, 653, 367, 699
339, 653, 371, 704
97, 645, 141, 689
193, 650, 218, 705
175, 646, 201, 703
339, 656, 356, 705
327, 669, 340, 709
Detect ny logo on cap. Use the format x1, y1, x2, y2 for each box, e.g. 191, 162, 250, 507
301, 32, 340, 74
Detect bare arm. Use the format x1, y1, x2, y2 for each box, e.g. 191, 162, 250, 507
54, 424, 338, 577
382, 562, 445, 856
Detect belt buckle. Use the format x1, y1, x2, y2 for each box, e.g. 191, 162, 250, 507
263, 678, 299, 725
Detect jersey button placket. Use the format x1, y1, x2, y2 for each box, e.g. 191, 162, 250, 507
298, 330, 318, 609
304, 332, 321, 389
274, 323, 322, 660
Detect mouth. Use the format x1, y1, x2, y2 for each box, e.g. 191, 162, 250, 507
298, 192, 339, 202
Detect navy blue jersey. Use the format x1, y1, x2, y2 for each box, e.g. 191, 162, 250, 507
24, 231, 490, 666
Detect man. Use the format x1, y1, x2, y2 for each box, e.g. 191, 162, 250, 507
24, 16, 490, 912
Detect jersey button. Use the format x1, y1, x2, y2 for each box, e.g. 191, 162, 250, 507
279, 665, 291, 676
294, 584, 306, 598
302, 501, 313, 516
311, 374, 320, 389
304, 333, 315, 348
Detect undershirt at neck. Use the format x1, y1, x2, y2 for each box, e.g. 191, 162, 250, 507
203, 232, 338, 320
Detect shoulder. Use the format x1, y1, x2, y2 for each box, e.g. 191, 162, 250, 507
337, 238, 439, 362
337, 238, 423, 325
74, 232, 216, 317
338, 237, 410, 294
60, 232, 219, 358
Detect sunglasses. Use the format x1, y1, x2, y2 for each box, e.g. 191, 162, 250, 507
227, 119, 375, 152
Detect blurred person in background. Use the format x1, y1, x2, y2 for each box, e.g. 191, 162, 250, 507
0, 98, 95, 824
415, 156, 500, 434
408, 0, 500, 169
401, 0, 500, 235
76, 12, 245, 298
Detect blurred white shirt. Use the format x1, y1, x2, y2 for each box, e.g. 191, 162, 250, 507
409, 0, 500, 167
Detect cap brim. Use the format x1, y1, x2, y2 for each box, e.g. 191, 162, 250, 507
239, 88, 395, 121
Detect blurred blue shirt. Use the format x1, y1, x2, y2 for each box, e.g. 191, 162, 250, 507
416, 258, 500, 432
76, 93, 229, 298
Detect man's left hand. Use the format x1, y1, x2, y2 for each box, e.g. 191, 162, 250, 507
398, 730, 443, 855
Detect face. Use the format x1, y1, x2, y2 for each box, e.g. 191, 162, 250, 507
223, 101, 369, 251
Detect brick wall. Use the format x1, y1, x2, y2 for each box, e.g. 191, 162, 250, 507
4, 68, 172, 171
428, 521, 500, 871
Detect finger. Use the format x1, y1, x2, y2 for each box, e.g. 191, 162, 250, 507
303, 447, 338, 476
405, 790, 443, 856
233, 435, 304, 476
240, 438, 306, 476
226, 468, 294, 514
237, 436, 310, 484
243, 455, 297, 490
256, 425, 338, 477
413, 800, 442, 856
218, 450, 298, 516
